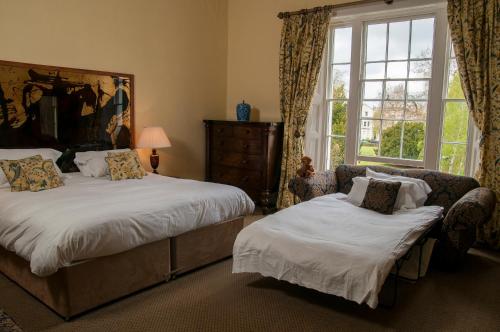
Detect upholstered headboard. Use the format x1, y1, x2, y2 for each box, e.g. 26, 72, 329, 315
335, 165, 480, 214
0, 60, 134, 171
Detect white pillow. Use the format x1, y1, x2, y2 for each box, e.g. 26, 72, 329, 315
0, 148, 64, 187
366, 168, 431, 207
74, 149, 130, 177
346, 177, 370, 206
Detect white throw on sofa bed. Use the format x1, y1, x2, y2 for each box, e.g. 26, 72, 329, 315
232, 193, 443, 308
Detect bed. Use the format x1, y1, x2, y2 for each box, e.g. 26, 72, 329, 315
0, 172, 254, 318
232, 193, 442, 308
0, 62, 257, 319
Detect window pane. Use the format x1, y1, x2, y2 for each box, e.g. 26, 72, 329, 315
333, 27, 352, 63
366, 23, 387, 61
362, 101, 382, 119
359, 119, 380, 152
388, 21, 410, 60
387, 61, 408, 79
409, 60, 432, 78
402, 121, 425, 160
364, 81, 383, 99
440, 143, 466, 175
405, 101, 427, 120
407, 80, 429, 99
385, 81, 405, 100
447, 58, 465, 99
442, 102, 469, 143
410, 18, 435, 59
329, 137, 346, 169
380, 120, 402, 158
359, 141, 379, 157
330, 101, 348, 136
365, 62, 385, 79
382, 101, 404, 119
331, 64, 350, 98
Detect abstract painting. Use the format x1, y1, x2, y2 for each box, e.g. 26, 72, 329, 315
0, 60, 134, 150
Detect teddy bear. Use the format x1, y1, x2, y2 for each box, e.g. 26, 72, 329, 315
296, 156, 315, 178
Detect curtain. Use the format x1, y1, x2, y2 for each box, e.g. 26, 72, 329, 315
277, 7, 332, 208
447, 0, 499, 248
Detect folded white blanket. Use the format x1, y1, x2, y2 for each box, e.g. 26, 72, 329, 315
0, 173, 254, 277
232, 193, 442, 308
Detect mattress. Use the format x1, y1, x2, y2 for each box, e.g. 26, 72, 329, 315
0, 173, 254, 277
232, 193, 443, 308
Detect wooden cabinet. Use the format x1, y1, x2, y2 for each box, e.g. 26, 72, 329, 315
204, 120, 283, 213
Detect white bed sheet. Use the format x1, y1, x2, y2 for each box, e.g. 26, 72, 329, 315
0, 173, 254, 277
232, 193, 442, 308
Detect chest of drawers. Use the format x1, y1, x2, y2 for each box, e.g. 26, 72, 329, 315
204, 120, 283, 213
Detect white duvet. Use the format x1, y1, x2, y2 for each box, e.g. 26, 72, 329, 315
232, 193, 442, 308
0, 173, 254, 277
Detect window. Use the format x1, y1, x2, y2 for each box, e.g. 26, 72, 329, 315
359, 18, 433, 165
439, 44, 470, 175
314, 1, 474, 175
326, 26, 352, 169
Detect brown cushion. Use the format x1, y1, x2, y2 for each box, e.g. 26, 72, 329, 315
361, 178, 402, 214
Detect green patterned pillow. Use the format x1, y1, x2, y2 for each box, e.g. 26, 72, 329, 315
108, 150, 147, 177
0, 155, 43, 192
24, 159, 64, 192
105, 153, 144, 181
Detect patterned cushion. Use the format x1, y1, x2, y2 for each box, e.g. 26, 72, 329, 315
105, 152, 144, 181
0, 155, 43, 192
24, 159, 64, 192
361, 178, 402, 215
108, 150, 146, 177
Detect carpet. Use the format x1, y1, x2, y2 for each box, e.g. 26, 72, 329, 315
0, 248, 499, 332
0, 310, 22, 332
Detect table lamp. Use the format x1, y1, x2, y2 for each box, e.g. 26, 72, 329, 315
137, 126, 171, 173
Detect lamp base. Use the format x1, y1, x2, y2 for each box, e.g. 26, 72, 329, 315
150, 149, 159, 174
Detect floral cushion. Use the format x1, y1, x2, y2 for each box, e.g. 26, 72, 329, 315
0, 155, 43, 192
24, 159, 64, 192
108, 150, 146, 177
105, 152, 144, 181
361, 178, 402, 215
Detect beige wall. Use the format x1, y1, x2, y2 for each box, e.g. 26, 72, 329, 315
0, 0, 228, 180
226, 0, 357, 122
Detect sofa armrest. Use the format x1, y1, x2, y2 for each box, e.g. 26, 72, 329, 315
288, 170, 337, 202
435, 187, 496, 268
442, 187, 496, 232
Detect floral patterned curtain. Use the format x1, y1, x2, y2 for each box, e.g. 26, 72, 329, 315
447, 0, 499, 248
277, 7, 332, 208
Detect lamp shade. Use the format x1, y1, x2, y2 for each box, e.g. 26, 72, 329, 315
137, 126, 171, 149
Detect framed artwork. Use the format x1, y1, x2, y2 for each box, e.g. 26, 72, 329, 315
0, 60, 134, 151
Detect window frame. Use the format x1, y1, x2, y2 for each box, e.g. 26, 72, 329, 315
314, 0, 473, 175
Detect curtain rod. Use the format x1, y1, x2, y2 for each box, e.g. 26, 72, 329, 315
277, 0, 394, 19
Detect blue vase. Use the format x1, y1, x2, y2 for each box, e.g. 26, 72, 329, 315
236, 100, 251, 121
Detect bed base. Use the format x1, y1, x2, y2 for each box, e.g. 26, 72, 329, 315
0, 217, 244, 319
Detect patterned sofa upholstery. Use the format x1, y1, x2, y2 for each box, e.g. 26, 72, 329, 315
288, 165, 496, 268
